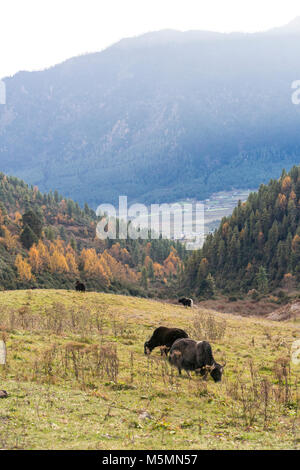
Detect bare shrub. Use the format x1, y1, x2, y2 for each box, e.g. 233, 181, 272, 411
272, 356, 293, 405
43, 303, 66, 334
261, 378, 272, 429
189, 310, 226, 342
33, 341, 119, 385
225, 359, 299, 429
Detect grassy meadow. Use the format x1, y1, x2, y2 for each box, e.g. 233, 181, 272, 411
0, 289, 299, 450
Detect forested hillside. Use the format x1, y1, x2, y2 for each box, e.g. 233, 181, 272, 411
0, 173, 186, 294
1, 22, 300, 206
184, 166, 300, 295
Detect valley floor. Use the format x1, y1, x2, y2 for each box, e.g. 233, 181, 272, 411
0, 289, 299, 450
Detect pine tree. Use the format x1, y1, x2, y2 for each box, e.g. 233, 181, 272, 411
147, 259, 154, 280
141, 266, 148, 289
22, 210, 43, 239
256, 266, 268, 294
20, 225, 38, 249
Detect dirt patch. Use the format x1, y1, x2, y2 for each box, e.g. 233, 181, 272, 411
196, 297, 276, 316
266, 301, 300, 321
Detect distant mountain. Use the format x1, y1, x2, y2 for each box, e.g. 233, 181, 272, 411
1, 22, 300, 207
268, 17, 300, 34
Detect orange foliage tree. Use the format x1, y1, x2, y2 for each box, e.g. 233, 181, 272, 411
15, 254, 35, 282
163, 248, 182, 277
0, 226, 18, 252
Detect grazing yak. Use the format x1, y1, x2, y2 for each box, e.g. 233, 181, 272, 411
144, 326, 189, 356
178, 297, 193, 308
169, 338, 226, 382
75, 280, 86, 292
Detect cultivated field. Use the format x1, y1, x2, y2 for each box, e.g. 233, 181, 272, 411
0, 289, 299, 450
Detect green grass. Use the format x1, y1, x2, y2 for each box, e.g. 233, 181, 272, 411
0, 289, 299, 449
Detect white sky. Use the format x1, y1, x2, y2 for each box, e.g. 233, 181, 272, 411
1, 0, 300, 79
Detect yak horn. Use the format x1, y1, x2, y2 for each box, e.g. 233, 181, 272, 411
221, 361, 227, 368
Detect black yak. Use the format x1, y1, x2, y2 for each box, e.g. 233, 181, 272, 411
169, 338, 226, 382
75, 280, 86, 292
178, 297, 193, 307
144, 326, 189, 356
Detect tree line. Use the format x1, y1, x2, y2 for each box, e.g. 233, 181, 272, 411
0, 173, 187, 296
184, 166, 300, 297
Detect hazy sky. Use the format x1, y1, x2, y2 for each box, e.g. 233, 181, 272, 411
1, 0, 300, 79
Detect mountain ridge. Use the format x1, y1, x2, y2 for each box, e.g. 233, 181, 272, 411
1, 23, 300, 207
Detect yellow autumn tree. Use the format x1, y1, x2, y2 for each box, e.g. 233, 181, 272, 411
124, 265, 138, 283
95, 260, 111, 287
81, 248, 110, 286
292, 234, 300, 252
53, 239, 65, 254
120, 247, 131, 264
281, 176, 292, 194
98, 254, 112, 279
109, 243, 121, 260
81, 248, 98, 275
109, 244, 131, 264
0, 209, 4, 226
49, 250, 69, 273
153, 262, 164, 278
102, 250, 136, 284
15, 254, 34, 281
276, 193, 287, 211
66, 252, 79, 274
101, 251, 120, 277
144, 255, 153, 268
163, 249, 181, 277
14, 211, 22, 224
28, 244, 43, 272
36, 240, 51, 270
0, 226, 18, 252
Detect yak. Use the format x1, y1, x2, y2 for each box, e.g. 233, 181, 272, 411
178, 297, 193, 308
144, 326, 189, 356
169, 338, 226, 382
75, 280, 86, 292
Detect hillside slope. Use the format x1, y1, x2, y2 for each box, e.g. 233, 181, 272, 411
0, 173, 186, 293
0, 289, 299, 449
185, 166, 300, 294
1, 21, 300, 206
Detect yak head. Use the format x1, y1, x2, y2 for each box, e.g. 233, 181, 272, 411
209, 362, 226, 382
144, 341, 151, 355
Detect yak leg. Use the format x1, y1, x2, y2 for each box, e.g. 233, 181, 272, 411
160, 346, 169, 356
